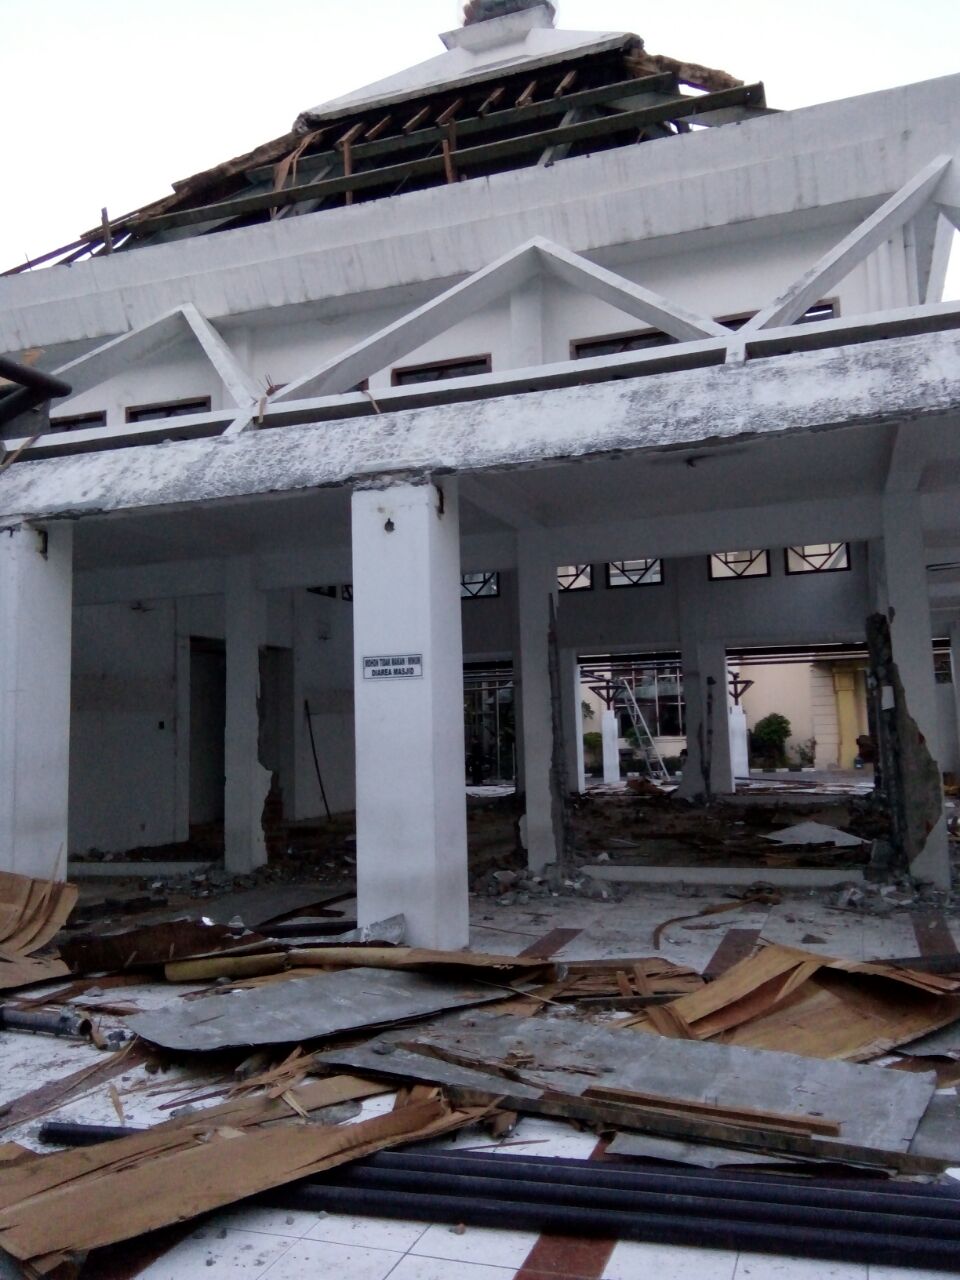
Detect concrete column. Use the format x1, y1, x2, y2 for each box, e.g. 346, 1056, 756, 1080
601, 709, 621, 784
729, 705, 750, 779
0, 522, 73, 879
880, 493, 948, 886
674, 557, 734, 799
293, 588, 356, 818
224, 558, 270, 873
561, 647, 585, 793
351, 480, 468, 948
950, 619, 960, 774
516, 533, 557, 870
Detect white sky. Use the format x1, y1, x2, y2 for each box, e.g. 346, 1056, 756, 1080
1, 0, 957, 292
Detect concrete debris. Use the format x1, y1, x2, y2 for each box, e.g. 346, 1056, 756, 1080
763, 822, 866, 848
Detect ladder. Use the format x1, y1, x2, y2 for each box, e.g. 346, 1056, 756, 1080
614, 679, 671, 784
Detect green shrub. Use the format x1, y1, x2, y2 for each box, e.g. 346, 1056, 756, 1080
750, 713, 792, 767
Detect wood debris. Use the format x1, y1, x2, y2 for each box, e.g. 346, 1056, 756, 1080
0, 871, 77, 991
620, 943, 960, 1060
0, 1080, 486, 1270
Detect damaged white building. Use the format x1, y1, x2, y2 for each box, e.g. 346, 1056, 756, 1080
2, 0, 960, 946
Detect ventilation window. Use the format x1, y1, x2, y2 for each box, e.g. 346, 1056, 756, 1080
461, 571, 500, 599
126, 396, 212, 423
709, 550, 770, 580
392, 356, 491, 386
48, 411, 107, 434
785, 544, 850, 574
572, 330, 672, 359
606, 559, 663, 588
557, 565, 593, 591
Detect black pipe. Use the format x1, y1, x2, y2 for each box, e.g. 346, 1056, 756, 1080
358, 1149, 960, 1213
263, 1183, 960, 1271
320, 1163, 960, 1238
38, 1121, 142, 1146
0, 1007, 91, 1040
0, 357, 72, 400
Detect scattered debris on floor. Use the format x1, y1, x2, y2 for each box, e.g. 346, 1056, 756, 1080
3, 867, 960, 1277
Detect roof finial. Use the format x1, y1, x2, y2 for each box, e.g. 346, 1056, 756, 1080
463, 0, 556, 26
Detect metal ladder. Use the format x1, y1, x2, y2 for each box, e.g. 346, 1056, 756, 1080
614, 679, 670, 783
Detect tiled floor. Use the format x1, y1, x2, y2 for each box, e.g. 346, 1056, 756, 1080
7, 886, 960, 1280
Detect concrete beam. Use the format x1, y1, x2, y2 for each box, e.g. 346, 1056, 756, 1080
742, 155, 954, 332
4, 76, 960, 352
4, 328, 959, 523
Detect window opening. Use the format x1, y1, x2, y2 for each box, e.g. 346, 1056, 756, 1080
557, 564, 593, 591
461, 571, 500, 599
606, 558, 663, 588
125, 396, 212, 423
709, 550, 770, 580
48, 411, 107, 434
785, 544, 850, 574
392, 355, 492, 386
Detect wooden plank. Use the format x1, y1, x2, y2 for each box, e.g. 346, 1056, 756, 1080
913, 912, 959, 960
581, 1083, 841, 1136
519, 928, 582, 959
514, 1139, 615, 1280
703, 927, 762, 980
0, 1094, 486, 1265
134, 83, 764, 234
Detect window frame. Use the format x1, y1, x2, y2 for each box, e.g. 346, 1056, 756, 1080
125, 396, 213, 423
557, 564, 594, 592
783, 543, 852, 576
391, 354, 492, 387
605, 558, 665, 589
460, 571, 501, 600
48, 410, 107, 434
708, 550, 771, 581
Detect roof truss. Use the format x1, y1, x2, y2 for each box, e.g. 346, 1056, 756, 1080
52, 305, 261, 409
272, 236, 727, 405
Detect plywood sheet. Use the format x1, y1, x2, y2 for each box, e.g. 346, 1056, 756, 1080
0, 1088, 483, 1265
320, 1012, 936, 1159
128, 966, 508, 1051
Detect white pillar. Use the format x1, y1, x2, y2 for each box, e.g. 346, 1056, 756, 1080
224, 558, 270, 874
517, 534, 557, 870
561, 647, 585, 793
352, 480, 468, 948
880, 493, 948, 886
950, 618, 960, 774
601, 709, 620, 784
729, 705, 751, 779
0, 522, 73, 879
673, 557, 734, 799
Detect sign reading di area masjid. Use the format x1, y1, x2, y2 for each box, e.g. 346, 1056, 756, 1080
363, 654, 424, 680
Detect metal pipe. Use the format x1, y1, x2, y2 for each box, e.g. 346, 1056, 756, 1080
321, 1164, 960, 1237
0, 357, 72, 399
263, 1183, 960, 1271
361, 1150, 960, 1210
0, 1007, 92, 1040
38, 1121, 142, 1146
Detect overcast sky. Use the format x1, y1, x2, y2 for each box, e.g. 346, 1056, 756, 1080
1, 0, 957, 290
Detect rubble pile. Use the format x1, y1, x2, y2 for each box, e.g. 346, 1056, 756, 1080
0, 865, 959, 1277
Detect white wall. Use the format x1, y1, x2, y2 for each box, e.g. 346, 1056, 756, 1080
70, 600, 180, 852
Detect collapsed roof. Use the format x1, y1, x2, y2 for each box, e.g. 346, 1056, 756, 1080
3, 4, 764, 275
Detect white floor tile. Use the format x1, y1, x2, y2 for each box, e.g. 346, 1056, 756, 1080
734, 1254, 866, 1279
491, 1116, 599, 1161
386, 1256, 516, 1280
213, 1206, 320, 1238
870, 1269, 960, 1279
259, 1237, 402, 1279
412, 1222, 539, 1268
138, 1226, 293, 1279
603, 1239, 737, 1280
304, 1211, 429, 1252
